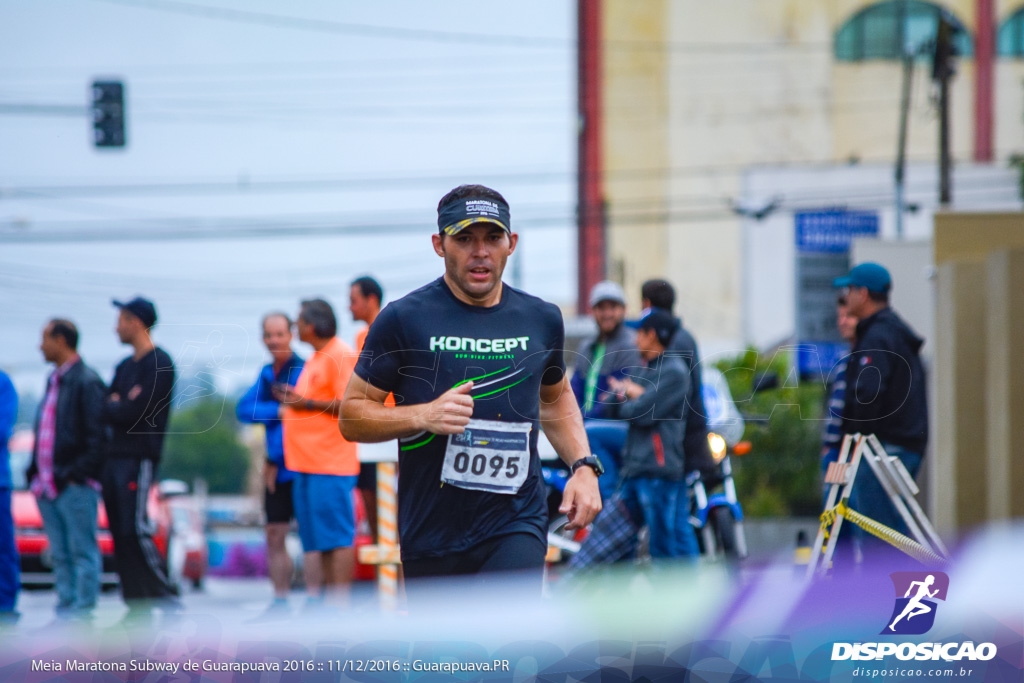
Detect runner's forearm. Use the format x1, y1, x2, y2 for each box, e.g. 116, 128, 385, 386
539, 376, 590, 467
339, 395, 428, 443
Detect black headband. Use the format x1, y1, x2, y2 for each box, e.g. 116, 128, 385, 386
437, 196, 511, 235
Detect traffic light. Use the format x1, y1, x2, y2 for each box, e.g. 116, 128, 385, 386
91, 80, 125, 148
931, 14, 960, 82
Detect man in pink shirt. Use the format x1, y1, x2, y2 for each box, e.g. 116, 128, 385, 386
27, 319, 107, 620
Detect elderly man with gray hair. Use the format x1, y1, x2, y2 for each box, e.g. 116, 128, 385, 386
275, 299, 359, 610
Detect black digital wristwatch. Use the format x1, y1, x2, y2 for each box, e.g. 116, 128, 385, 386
570, 455, 605, 477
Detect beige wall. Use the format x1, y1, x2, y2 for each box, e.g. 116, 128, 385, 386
994, 61, 1024, 159
602, 0, 670, 307
933, 212, 1024, 534
831, 62, 977, 162
934, 211, 1024, 262
602, 0, 1024, 347
985, 248, 1024, 520
934, 260, 988, 534
664, 1, 834, 343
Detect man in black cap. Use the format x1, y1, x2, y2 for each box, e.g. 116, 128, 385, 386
341, 184, 601, 605
639, 279, 708, 559
833, 263, 928, 544
568, 308, 693, 570
102, 296, 179, 618
639, 279, 712, 475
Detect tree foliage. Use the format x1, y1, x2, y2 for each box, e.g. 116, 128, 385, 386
716, 348, 827, 517
160, 396, 250, 494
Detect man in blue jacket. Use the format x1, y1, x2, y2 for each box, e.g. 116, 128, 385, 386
236, 312, 303, 618
0, 370, 18, 624
834, 263, 928, 544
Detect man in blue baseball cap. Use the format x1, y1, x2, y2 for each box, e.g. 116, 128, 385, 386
833, 262, 928, 557
832, 262, 892, 295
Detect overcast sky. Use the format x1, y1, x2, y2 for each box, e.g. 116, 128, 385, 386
0, 0, 577, 402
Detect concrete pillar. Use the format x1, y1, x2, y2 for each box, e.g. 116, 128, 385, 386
985, 248, 1024, 520
933, 261, 988, 536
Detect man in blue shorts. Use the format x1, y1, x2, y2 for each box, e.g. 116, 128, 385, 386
341, 184, 602, 602
279, 300, 360, 608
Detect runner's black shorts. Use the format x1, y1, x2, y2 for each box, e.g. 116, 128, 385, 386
402, 532, 546, 579
357, 461, 377, 492
402, 532, 547, 611
264, 479, 294, 525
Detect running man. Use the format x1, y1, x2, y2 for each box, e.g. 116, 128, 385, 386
889, 574, 939, 631
340, 184, 602, 600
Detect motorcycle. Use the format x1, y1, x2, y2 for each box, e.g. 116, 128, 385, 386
688, 432, 749, 561
544, 365, 749, 564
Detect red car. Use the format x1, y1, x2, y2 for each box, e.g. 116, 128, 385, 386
8, 430, 204, 590
164, 488, 210, 589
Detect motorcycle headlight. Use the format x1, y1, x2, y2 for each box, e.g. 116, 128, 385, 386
708, 432, 727, 463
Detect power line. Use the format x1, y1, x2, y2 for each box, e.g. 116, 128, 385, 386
89, 0, 572, 49
0, 56, 570, 81
7, 172, 1017, 223
4, 150, 1019, 201
4, 178, 1019, 246
88, 0, 830, 54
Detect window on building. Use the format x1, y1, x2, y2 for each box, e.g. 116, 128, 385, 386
998, 7, 1024, 57
835, 1, 973, 61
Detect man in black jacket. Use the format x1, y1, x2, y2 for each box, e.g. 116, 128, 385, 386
102, 297, 179, 615
28, 319, 107, 619
640, 279, 711, 476
834, 263, 928, 540
568, 309, 694, 569
640, 279, 707, 559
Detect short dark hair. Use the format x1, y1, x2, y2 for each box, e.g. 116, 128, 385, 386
351, 276, 383, 304
437, 184, 508, 213
298, 299, 337, 339
641, 279, 676, 312
261, 311, 292, 330
867, 289, 890, 304
47, 319, 79, 351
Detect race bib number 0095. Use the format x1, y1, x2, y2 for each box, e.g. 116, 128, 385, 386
442, 419, 532, 494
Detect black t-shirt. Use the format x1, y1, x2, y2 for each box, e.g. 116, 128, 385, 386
102, 347, 176, 462
354, 277, 565, 561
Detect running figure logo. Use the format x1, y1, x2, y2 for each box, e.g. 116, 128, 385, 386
883, 571, 949, 635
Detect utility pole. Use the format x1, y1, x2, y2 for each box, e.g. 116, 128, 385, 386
933, 14, 958, 207
577, 0, 605, 314
974, 0, 995, 162
895, 49, 914, 239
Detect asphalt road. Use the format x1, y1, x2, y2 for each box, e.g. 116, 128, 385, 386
11, 576, 382, 631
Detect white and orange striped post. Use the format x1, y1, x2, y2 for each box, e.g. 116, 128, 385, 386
374, 461, 400, 609
355, 442, 401, 610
